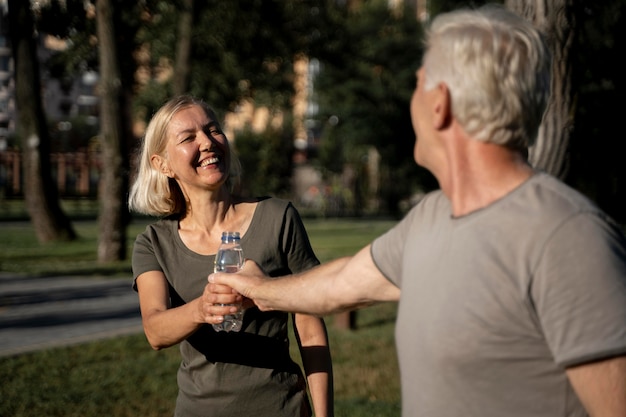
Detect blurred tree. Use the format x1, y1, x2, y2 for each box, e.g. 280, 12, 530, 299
233, 116, 295, 199
7, 0, 77, 242
95, 0, 133, 262
38, 0, 97, 73
39, 0, 143, 261
313, 0, 436, 217
506, 0, 576, 179
136, 0, 329, 116
172, 0, 193, 96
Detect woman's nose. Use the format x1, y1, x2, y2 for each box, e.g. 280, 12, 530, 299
198, 131, 213, 151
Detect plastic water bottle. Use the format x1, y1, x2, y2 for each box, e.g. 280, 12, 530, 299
212, 231, 244, 332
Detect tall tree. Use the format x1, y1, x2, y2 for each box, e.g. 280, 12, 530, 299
172, 0, 193, 96
95, 0, 130, 262
506, 0, 576, 179
7, 0, 76, 242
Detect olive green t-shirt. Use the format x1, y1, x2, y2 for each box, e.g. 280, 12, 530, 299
132, 197, 319, 417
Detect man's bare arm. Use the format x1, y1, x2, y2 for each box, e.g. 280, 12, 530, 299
566, 355, 626, 416
209, 244, 400, 316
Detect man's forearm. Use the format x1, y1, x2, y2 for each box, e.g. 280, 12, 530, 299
212, 244, 399, 316
251, 257, 352, 315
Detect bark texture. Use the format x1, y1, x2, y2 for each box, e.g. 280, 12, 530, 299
8, 0, 76, 242
96, 0, 129, 262
506, 0, 576, 179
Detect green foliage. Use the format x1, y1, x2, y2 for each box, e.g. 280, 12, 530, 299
313, 0, 434, 215
135, 0, 328, 114
131, 79, 173, 124
232, 119, 295, 199
38, 0, 98, 76
39, 0, 143, 85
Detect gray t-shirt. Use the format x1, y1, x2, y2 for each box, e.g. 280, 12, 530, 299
132, 197, 319, 417
372, 172, 626, 417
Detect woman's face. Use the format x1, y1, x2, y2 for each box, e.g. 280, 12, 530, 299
160, 105, 230, 193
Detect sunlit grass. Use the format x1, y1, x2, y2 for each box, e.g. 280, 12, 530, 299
0, 219, 150, 276
0, 216, 401, 416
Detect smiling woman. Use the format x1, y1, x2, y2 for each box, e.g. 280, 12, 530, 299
149, 105, 231, 201
129, 98, 240, 218
125, 95, 334, 417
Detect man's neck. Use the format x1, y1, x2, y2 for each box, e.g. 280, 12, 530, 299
445, 140, 534, 217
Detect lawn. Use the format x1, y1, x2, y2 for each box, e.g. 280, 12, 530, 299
0, 216, 401, 417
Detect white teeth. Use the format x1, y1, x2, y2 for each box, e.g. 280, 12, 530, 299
200, 157, 219, 167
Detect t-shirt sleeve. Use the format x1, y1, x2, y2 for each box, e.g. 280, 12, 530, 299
371, 208, 416, 288
533, 211, 626, 367
282, 202, 320, 274
131, 227, 163, 291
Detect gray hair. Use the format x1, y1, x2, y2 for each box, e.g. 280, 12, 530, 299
422, 5, 551, 149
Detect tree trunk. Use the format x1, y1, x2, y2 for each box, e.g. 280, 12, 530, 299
506, 0, 576, 179
96, 0, 129, 262
172, 0, 194, 96
8, 0, 76, 243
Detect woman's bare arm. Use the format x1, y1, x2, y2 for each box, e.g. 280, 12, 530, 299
136, 271, 238, 349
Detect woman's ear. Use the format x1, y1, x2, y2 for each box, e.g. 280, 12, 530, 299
151, 155, 173, 178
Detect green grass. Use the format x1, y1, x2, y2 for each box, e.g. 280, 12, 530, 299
0, 220, 141, 276
0, 217, 401, 417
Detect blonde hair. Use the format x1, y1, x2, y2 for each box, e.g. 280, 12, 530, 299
422, 5, 551, 149
128, 95, 241, 216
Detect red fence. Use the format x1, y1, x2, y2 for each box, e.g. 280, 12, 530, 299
0, 150, 102, 198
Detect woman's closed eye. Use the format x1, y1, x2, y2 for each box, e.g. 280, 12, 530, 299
178, 134, 195, 144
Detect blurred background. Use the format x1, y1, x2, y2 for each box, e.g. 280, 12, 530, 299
1, 1, 625, 416
1, 0, 624, 263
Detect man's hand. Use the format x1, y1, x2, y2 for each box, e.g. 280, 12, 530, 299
209, 260, 270, 310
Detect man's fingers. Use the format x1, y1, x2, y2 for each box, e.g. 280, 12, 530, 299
241, 259, 266, 275
205, 290, 241, 304
207, 282, 239, 294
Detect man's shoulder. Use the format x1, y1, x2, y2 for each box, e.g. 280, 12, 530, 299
526, 172, 600, 214
408, 189, 449, 215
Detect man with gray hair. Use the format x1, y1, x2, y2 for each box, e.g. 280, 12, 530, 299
208, 5, 626, 416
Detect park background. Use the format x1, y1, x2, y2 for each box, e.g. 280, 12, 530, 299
1, 0, 625, 416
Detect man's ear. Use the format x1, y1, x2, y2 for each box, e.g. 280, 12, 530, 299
432, 82, 452, 129
151, 155, 173, 178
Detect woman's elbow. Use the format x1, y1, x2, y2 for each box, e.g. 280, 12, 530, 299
142, 324, 172, 351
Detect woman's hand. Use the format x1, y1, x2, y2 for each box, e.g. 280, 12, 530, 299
201, 281, 242, 324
